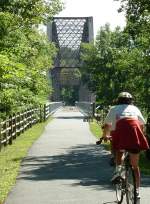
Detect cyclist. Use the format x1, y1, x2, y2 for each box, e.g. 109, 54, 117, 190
102, 92, 149, 198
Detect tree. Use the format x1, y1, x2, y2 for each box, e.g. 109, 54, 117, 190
0, 0, 63, 26
60, 68, 81, 86
81, 24, 130, 106
115, 0, 150, 113
0, 0, 63, 117
81, 22, 150, 113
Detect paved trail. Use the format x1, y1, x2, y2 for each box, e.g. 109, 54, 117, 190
4, 107, 150, 204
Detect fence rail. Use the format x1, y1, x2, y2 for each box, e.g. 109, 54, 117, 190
0, 102, 62, 151
75, 102, 95, 121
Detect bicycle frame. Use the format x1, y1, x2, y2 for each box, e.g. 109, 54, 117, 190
115, 151, 137, 204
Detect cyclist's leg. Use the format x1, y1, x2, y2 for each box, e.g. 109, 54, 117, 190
115, 150, 124, 165
109, 131, 116, 166
111, 150, 124, 182
109, 140, 116, 166
129, 152, 140, 188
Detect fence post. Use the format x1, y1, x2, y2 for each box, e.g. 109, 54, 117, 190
18, 112, 21, 136
44, 104, 46, 121
17, 112, 21, 136
22, 111, 25, 133
14, 113, 17, 139
49, 104, 51, 116
3, 120, 7, 146
9, 115, 13, 145
39, 105, 43, 122
30, 109, 33, 127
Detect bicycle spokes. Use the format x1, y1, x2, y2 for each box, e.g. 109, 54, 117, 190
115, 180, 124, 203
126, 167, 136, 204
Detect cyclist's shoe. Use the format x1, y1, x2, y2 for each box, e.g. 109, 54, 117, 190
136, 189, 141, 199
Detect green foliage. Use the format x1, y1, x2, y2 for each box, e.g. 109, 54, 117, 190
81, 25, 128, 106
89, 120, 102, 139
60, 68, 81, 86
81, 22, 150, 114
116, 0, 150, 37
139, 152, 150, 175
0, 0, 63, 26
0, 0, 63, 117
116, 0, 150, 112
61, 87, 79, 105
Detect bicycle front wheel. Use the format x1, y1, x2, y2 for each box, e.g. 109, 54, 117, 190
125, 166, 136, 204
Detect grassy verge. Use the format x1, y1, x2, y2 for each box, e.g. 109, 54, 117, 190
89, 120, 102, 139
89, 120, 150, 174
0, 117, 52, 203
139, 152, 150, 175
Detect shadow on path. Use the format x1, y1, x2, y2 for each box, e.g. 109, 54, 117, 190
19, 144, 114, 191
141, 174, 150, 187
18, 143, 150, 189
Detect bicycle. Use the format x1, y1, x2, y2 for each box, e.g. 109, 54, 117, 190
113, 151, 137, 204
96, 138, 138, 204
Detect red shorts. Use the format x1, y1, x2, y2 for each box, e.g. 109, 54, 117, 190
111, 118, 149, 151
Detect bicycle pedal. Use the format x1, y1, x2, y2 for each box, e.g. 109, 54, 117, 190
111, 176, 124, 184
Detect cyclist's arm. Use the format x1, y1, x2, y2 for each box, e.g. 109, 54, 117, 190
102, 108, 114, 140
136, 107, 146, 133
96, 123, 111, 144
102, 123, 111, 141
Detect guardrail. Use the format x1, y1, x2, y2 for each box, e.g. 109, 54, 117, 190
75, 102, 95, 121
43, 102, 63, 120
0, 102, 62, 151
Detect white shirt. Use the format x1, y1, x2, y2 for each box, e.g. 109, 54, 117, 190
104, 104, 146, 131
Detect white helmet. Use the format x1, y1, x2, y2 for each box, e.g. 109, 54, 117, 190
118, 92, 133, 99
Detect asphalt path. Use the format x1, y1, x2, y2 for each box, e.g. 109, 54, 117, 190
4, 107, 150, 204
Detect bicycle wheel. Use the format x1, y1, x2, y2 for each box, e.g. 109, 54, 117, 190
115, 179, 124, 204
125, 166, 136, 204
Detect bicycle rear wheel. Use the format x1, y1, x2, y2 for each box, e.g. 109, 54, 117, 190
125, 166, 136, 204
115, 178, 124, 204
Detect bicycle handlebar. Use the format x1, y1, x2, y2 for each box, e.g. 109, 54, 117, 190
96, 135, 112, 145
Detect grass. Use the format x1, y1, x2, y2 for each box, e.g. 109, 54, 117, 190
89, 119, 150, 174
89, 120, 102, 139
0, 117, 52, 203
139, 152, 150, 175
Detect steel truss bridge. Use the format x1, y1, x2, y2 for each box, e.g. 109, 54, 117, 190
47, 17, 94, 102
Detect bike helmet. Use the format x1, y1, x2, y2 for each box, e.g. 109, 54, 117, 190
118, 92, 133, 99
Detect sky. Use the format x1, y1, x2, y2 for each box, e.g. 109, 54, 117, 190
57, 0, 126, 36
